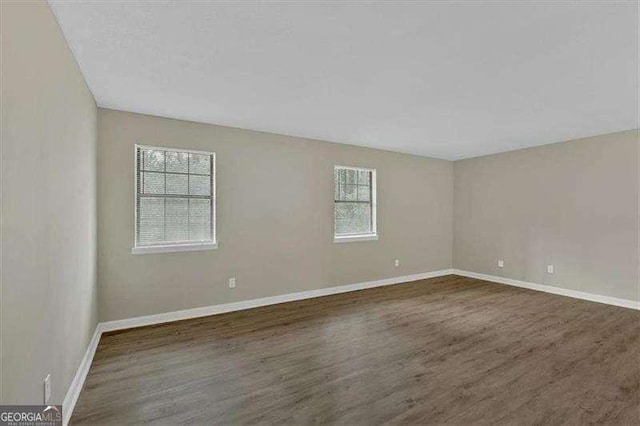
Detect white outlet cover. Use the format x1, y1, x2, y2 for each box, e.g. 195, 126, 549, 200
44, 374, 51, 404
228, 277, 236, 288
547, 265, 554, 274
497, 260, 504, 268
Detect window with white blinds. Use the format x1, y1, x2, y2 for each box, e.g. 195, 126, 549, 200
334, 165, 378, 242
133, 145, 216, 253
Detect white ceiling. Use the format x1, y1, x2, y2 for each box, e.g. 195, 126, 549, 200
49, 1, 638, 160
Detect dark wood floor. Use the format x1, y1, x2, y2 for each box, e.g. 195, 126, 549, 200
71, 275, 640, 425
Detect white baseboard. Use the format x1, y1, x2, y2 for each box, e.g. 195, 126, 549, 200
62, 268, 453, 423
452, 269, 639, 310
62, 326, 102, 425
100, 269, 454, 332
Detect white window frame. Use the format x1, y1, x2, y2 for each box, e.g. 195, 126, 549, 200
132, 144, 218, 254
334, 165, 378, 243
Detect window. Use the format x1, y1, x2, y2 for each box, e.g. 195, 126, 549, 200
132, 145, 216, 254
334, 165, 378, 243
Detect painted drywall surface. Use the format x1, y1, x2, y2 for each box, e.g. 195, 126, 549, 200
1, 2, 98, 404
97, 109, 453, 321
454, 130, 639, 301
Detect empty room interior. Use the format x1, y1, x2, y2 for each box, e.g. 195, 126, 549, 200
1, 1, 639, 425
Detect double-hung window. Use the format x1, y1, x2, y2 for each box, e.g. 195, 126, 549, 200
334, 165, 378, 243
132, 145, 216, 254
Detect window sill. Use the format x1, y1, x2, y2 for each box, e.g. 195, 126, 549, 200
334, 234, 379, 243
131, 242, 218, 255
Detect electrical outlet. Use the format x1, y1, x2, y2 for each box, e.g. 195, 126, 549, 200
228, 277, 236, 288
497, 260, 504, 268
547, 265, 554, 274
44, 374, 51, 404
394, 259, 400, 267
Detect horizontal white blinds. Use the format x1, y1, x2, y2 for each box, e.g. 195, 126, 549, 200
136, 147, 215, 246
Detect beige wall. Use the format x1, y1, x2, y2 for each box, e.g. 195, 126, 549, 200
1, 2, 98, 404
98, 109, 453, 321
454, 130, 639, 301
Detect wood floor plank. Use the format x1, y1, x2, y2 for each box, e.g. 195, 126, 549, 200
70, 275, 640, 425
